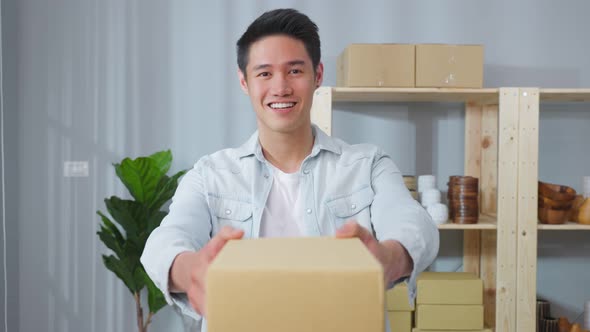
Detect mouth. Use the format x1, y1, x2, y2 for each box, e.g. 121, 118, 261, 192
267, 102, 297, 113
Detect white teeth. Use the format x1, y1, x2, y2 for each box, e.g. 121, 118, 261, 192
269, 102, 295, 109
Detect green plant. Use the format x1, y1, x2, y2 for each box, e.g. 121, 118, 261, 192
97, 150, 187, 332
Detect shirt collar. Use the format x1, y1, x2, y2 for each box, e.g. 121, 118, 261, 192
235, 124, 341, 160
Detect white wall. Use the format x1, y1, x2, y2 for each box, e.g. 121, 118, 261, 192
4, 0, 590, 331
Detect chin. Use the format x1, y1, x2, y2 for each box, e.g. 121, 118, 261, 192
264, 121, 302, 134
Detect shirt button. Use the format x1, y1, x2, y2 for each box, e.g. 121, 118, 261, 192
351, 204, 356, 210
303, 169, 310, 174
264, 174, 269, 179
225, 209, 231, 215
306, 208, 312, 214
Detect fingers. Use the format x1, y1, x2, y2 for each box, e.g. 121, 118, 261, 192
335, 220, 357, 237
188, 226, 244, 318
188, 281, 207, 317
203, 226, 244, 262
196, 283, 207, 317
335, 220, 374, 244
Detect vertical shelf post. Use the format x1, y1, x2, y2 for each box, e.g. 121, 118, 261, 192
496, 88, 520, 332
311, 87, 333, 135
464, 102, 483, 276
464, 100, 501, 329
516, 88, 539, 332
481, 103, 499, 328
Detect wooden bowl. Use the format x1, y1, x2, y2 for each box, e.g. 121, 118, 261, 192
538, 195, 573, 210
558, 317, 571, 332
538, 181, 576, 202
538, 206, 570, 224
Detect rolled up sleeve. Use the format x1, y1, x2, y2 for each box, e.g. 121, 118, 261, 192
140, 159, 212, 321
369, 151, 440, 302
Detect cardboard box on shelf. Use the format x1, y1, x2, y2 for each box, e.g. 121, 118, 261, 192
388, 311, 412, 332
337, 44, 415, 87
386, 282, 415, 311
415, 44, 484, 88
417, 272, 483, 305
207, 237, 384, 332
415, 304, 484, 330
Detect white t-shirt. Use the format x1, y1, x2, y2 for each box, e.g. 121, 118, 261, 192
259, 165, 304, 237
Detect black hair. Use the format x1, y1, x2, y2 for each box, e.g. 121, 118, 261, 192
236, 8, 321, 77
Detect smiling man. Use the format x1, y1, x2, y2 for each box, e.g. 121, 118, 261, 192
141, 8, 439, 332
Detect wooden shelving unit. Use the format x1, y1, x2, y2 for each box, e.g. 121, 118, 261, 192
330, 87, 499, 103
438, 214, 497, 230
537, 221, 590, 230
539, 89, 590, 102
517, 88, 590, 332
312, 87, 590, 332
311, 86, 520, 332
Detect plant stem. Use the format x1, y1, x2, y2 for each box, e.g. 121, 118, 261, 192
144, 312, 154, 330
134, 292, 144, 332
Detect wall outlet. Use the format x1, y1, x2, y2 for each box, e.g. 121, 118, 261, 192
63, 161, 89, 177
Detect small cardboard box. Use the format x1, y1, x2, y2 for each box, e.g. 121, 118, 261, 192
386, 282, 414, 311
417, 272, 483, 305
415, 304, 484, 330
337, 44, 415, 87
388, 311, 412, 332
207, 237, 384, 332
415, 44, 484, 88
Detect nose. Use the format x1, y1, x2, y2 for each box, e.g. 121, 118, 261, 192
270, 74, 293, 96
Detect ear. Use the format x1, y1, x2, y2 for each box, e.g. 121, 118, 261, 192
238, 69, 249, 95
314, 62, 324, 88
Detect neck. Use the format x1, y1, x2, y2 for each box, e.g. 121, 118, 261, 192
258, 125, 314, 173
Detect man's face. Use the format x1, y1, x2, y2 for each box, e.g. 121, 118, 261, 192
239, 35, 323, 135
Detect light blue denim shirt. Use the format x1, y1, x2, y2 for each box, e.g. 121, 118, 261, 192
141, 125, 439, 331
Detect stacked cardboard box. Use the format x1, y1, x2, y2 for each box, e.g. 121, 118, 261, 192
337, 44, 415, 87
386, 283, 414, 332
415, 44, 483, 88
337, 44, 483, 88
414, 272, 490, 332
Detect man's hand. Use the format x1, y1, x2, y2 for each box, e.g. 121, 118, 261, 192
169, 226, 244, 317
335, 220, 413, 284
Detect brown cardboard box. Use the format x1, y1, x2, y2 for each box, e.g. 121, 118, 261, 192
388, 311, 412, 332
417, 272, 483, 305
207, 237, 384, 332
413, 329, 492, 332
415, 44, 484, 88
415, 304, 484, 330
337, 44, 415, 87
386, 282, 415, 311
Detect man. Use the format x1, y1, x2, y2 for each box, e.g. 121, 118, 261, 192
141, 8, 439, 331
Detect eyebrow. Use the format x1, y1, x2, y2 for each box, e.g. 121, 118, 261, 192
252, 60, 306, 72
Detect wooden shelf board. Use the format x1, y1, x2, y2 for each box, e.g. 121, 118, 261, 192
539, 89, 590, 102
330, 87, 499, 104
537, 221, 590, 230
438, 214, 497, 230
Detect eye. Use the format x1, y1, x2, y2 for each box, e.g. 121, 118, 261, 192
257, 72, 271, 78
289, 69, 302, 74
